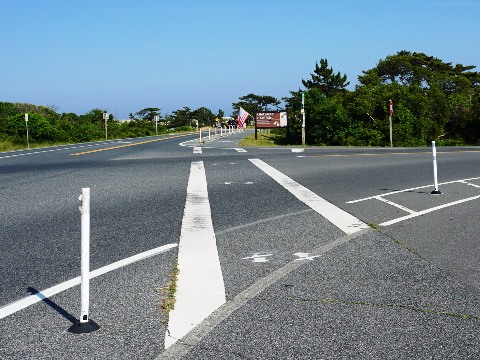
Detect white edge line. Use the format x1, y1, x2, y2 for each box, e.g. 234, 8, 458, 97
380, 195, 480, 226
0, 243, 178, 320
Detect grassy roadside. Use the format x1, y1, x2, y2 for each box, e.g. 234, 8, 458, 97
238, 131, 288, 147
0, 140, 83, 152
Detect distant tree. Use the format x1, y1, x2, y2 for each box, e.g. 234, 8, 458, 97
353, 50, 480, 145
216, 109, 225, 119
135, 107, 161, 121
302, 59, 349, 97
192, 107, 215, 127
232, 93, 281, 118
170, 107, 192, 127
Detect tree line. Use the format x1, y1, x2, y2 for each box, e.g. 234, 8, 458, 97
1, 50, 479, 148
248, 51, 480, 146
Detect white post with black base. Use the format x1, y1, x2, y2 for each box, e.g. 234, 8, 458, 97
68, 187, 100, 334
431, 141, 442, 195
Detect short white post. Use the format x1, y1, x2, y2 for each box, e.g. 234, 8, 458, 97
80, 187, 90, 323
208, 128, 211, 141
431, 141, 441, 194
68, 187, 100, 333
199, 129, 202, 143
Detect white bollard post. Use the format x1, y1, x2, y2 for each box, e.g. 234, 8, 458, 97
199, 129, 202, 143
80, 187, 90, 323
208, 128, 211, 141
68, 187, 100, 333
431, 141, 442, 194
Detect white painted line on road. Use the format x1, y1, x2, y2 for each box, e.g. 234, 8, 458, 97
249, 158, 368, 234
380, 195, 480, 226
158, 229, 370, 359
164, 161, 225, 349
346, 176, 480, 204
193, 147, 202, 154
459, 180, 480, 189
291, 149, 304, 153
375, 196, 417, 214
234, 148, 247, 153
0, 243, 177, 320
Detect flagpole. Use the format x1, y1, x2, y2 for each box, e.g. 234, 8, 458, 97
301, 91, 306, 146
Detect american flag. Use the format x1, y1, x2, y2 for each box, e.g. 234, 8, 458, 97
237, 107, 250, 129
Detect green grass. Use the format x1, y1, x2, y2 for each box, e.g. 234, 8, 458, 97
238, 131, 287, 147
0, 140, 77, 152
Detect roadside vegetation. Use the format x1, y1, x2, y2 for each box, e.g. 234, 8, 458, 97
2, 51, 479, 149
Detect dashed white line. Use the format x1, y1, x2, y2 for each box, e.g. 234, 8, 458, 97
193, 147, 202, 154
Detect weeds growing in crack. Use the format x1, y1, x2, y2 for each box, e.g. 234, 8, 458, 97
288, 297, 480, 321
158, 259, 179, 324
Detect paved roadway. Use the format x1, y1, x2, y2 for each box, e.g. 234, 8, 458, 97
1, 131, 479, 359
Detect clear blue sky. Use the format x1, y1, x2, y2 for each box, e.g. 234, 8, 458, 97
1, 0, 478, 119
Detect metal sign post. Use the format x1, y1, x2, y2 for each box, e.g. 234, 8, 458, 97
103, 112, 109, 140
154, 115, 159, 135
25, 113, 30, 149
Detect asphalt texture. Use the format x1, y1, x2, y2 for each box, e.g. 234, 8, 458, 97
1, 131, 480, 359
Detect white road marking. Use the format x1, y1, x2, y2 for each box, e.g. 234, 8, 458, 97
0, 243, 178, 320
291, 149, 304, 153
346, 176, 480, 204
380, 195, 480, 226
193, 147, 202, 154
375, 196, 417, 214
293, 252, 321, 261
242, 253, 273, 263
234, 148, 247, 153
249, 158, 368, 234
459, 180, 480, 189
164, 161, 225, 349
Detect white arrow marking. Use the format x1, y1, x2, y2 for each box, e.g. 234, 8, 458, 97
242, 253, 273, 263
293, 252, 321, 261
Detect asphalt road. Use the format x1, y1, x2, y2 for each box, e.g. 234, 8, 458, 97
1, 131, 479, 359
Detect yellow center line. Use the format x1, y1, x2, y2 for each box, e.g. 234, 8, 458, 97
70, 133, 194, 156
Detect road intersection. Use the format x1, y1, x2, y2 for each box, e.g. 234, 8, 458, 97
1, 131, 479, 359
